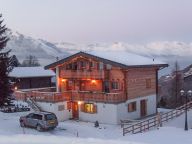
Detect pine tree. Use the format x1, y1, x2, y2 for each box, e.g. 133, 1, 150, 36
11, 55, 20, 67
0, 14, 14, 106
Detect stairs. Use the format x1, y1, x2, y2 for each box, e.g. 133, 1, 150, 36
26, 98, 42, 112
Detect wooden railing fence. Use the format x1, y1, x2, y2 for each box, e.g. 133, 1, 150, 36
123, 101, 192, 136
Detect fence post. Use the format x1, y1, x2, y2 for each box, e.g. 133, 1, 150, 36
132, 125, 134, 134
140, 123, 142, 133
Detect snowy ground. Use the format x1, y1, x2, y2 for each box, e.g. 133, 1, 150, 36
0, 106, 192, 144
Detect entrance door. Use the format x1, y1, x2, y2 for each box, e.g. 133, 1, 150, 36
72, 102, 79, 119
140, 99, 147, 117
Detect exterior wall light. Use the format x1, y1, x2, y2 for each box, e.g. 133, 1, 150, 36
61, 79, 67, 82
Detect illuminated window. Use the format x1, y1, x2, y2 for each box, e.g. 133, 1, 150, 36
128, 102, 136, 112
83, 103, 97, 114
146, 79, 151, 89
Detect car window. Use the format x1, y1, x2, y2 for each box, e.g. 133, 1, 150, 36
32, 114, 42, 120
45, 114, 56, 120
27, 113, 34, 118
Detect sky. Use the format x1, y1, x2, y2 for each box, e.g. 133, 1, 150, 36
0, 0, 192, 43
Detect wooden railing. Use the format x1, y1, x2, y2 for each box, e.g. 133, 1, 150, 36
63, 91, 126, 103
122, 101, 192, 136
14, 91, 71, 103
14, 90, 125, 103
60, 70, 105, 79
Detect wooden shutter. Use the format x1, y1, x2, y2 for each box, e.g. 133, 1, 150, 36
67, 102, 72, 110
93, 105, 97, 113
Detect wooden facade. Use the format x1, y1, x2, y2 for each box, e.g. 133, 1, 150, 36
11, 77, 53, 89
15, 52, 168, 104
46, 52, 167, 103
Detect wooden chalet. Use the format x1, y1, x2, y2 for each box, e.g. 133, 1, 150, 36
15, 51, 168, 124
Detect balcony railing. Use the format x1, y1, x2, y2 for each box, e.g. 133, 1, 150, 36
14, 91, 71, 103
63, 91, 126, 103
60, 70, 105, 79
14, 90, 126, 103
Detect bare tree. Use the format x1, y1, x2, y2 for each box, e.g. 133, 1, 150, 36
21, 55, 40, 67
169, 61, 183, 107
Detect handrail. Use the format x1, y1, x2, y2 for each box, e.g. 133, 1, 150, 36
14, 90, 126, 103
122, 101, 192, 136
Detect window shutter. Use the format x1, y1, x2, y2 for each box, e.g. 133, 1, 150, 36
93, 105, 97, 113
81, 103, 85, 112
67, 102, 72, 110
99, 62, 104, 70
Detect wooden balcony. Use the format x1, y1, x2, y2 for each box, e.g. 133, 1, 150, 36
64, 91, 126, 103
14, 90, 126, 104
14, 91, 71, 103
60, 70, 105, 79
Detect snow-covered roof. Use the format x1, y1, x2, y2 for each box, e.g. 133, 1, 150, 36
45, 51, 168, 69
86, 51, 166, 66
9, 67, 55, 78
184, 68, 192, 78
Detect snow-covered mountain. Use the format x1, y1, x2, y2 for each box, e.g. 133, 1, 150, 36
6, 31, 70, 65
6, 31, 192, 75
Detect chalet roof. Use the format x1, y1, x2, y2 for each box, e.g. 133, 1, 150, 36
45, 51, 168, 69
9, 67, 55, 78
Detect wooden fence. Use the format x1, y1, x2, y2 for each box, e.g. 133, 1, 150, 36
123, 101, 192, 136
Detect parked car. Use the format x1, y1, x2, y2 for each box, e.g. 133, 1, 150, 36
19, 112, 58, 131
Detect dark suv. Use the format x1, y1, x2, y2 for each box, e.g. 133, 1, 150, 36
19, 112, 58, 131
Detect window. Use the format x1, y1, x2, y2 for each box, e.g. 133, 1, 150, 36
128, 102, 137, 112
45, 114, 57, 120
82, 103, 97, 114
90, 61, 94, 68
58, 105, 65, 111
32, 114, 42, 120
66, 63, 72, 70
26, 113, 34, 118
80, 61, 86, 68
72, 62, 78, 70
146, 79, 151, 89
111, 82, 119, 90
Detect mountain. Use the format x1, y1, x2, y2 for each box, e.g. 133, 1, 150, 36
5, 31, 192, 75
6, 31, 70, 65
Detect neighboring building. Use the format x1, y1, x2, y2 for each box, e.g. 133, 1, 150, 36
9, 67, 56, 90
15, 51, 168, 124
184, 68, 192, 90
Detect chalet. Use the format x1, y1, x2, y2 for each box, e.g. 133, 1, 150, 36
15, 51, 168, 124
9, 67, 56, 90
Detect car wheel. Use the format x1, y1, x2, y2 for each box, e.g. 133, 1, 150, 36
36, 125, 42, 132
20, 121, 25, 127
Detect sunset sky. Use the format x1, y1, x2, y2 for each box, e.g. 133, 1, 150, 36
0, 0, 192, 43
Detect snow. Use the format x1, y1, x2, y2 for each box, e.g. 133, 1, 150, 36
9, 67, 55, 78
1, 105, 192, 144
86, 51, 166, 66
